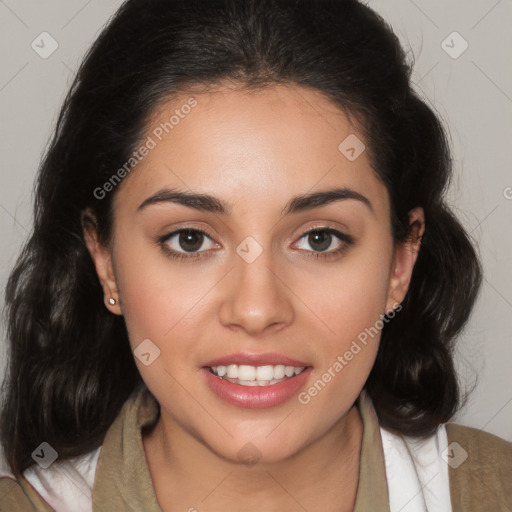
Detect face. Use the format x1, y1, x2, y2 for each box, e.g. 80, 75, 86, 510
85, 83, 423, 464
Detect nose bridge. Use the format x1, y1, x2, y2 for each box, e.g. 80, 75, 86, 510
219, 236, 294, 334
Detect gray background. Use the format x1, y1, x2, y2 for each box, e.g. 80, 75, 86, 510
0, 0, 511, 441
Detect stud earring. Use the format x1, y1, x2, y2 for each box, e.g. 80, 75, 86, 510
109, 297, 116, 305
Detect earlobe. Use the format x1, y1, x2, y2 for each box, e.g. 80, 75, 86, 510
385, 207, 425, 313
81, 209, 123, 315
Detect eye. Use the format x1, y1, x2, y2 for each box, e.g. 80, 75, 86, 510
158, 228, 218, 260
294, 227, 354, 258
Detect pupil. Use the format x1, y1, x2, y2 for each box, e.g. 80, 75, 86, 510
309, 231, 330, 252
179, 230, 203, 252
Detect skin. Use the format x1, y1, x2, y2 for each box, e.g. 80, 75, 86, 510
84, 83, 424, 512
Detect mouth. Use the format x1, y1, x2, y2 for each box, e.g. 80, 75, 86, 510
206, 364, 307, 387
201, 354, 312, 408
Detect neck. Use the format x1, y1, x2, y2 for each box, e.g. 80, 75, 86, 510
143, 403, 364, 512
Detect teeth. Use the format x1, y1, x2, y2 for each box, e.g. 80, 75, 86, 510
273, 365, 285, 379
210, 364, 306, 384
238, 365, 256, 380
256, 365, 274, 381
237, 379, 259, 386
226, 364, 238, 378
284, 366, 295, 377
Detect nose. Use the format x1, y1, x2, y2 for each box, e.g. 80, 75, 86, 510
218, 247, 294, 336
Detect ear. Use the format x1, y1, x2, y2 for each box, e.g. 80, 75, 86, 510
81, 209, 123, 315
385, 207, 425, 313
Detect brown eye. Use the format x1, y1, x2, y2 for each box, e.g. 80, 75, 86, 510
295, 228, 353, 255
158, 228, 218, 261
174, 229, 206, 252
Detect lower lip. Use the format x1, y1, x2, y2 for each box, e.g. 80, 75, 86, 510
202, 367, 312, 408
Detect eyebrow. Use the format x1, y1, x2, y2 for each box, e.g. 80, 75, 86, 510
137, 187, 374, 217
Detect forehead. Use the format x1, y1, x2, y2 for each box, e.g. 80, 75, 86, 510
113, 84, 389, 217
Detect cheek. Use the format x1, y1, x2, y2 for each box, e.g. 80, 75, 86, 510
112, 241, 200, 350
295, 234, 393, 407
302, 240, 392, 344
295, 254, 392, 416
113, 248, 210, 396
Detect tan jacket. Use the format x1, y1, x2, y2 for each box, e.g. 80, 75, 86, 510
1, 387, 511, 511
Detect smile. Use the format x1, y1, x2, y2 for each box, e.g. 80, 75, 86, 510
208, 364, 306, 387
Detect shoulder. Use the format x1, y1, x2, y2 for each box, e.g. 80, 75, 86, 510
1, 446, 48, 511
0, 446, 102, 512
0, 424, 101, 511
0, 476, 53, 511
445, 422, 512, 511
445, 422, 512, 467
0, 386, 152, 512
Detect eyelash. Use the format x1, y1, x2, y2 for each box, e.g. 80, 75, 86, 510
157, 226, 354, 262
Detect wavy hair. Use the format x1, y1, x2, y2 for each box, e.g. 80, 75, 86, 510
1, 0, 482, 474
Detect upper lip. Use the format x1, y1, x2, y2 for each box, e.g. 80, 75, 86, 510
203, 352, 310, 368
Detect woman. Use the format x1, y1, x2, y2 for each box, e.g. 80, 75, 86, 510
1, 0, 510, 510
